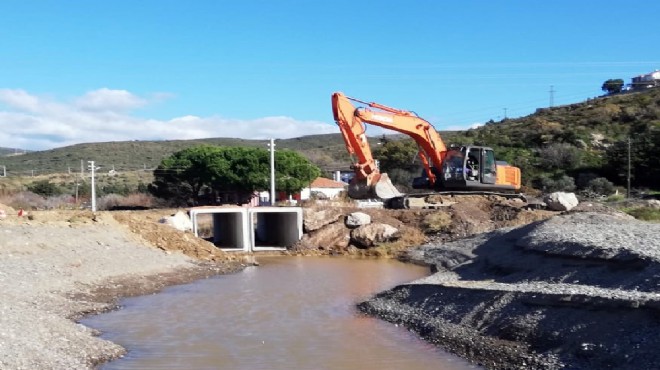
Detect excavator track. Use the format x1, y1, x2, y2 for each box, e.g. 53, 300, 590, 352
386, 191, 527, 209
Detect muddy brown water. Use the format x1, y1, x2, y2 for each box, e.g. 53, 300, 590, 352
83, 257, 478, 370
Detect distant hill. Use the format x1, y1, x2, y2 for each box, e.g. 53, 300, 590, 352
1, 87, 658, 189
0, 135, 360, 176
443, 87, 660, 189
0, 148, 30, 156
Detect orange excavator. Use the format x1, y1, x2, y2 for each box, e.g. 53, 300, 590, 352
331, 92, 522, 202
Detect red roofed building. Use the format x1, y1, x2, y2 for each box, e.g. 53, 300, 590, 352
300, 177, 347, 200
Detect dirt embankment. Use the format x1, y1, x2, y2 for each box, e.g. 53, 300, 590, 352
359, 211, 660, 370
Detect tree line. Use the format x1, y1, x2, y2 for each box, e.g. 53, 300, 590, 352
148, 145, 320, 206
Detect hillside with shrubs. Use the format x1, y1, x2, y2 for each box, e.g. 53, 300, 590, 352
376, 87, 660, 197
0, 87, 658, 212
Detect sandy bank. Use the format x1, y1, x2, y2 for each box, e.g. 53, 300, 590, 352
359, 212, 660, 370
0, 212, 241, 369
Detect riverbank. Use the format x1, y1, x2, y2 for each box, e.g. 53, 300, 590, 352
359, 211, 660, 369
2, 201, 657, 369
0, 210, 243, 369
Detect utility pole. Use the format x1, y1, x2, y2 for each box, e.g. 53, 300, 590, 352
627, 137, 631, 198
549, 85, 555, 107
503, 108, 508, 119
269, 139, 276, 205
88, 161, 97, 212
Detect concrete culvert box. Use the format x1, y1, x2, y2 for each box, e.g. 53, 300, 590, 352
190, 207, 250, 252
250, 207, 303, 251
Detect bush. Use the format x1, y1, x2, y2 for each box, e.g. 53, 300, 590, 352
421, 212, 452, 233
97, 194, 123, 211
43, 195, 76, 209
538, 143, 582, 170
27, 180, 63, 197
606, 194, 625, 202
584, 177, 615, 196
96, 193, 157, 211
538, 175, 576, 193
625, 207, 660, 222
3, 191, 47, 210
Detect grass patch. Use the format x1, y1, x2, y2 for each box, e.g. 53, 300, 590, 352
624, 207, 660, 222
606, 194, 625, 202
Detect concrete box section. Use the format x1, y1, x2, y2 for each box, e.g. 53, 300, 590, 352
189, 206, 303, 252
189, 207, 250, 252
249, 207, 303, 251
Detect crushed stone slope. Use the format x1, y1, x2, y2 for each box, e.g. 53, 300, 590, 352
360, 212, 660, 370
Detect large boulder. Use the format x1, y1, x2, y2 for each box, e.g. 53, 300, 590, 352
645, 199, 660, 209
294, 222, 350, 252
303, 207, 343, 232
345, 212, 372, 228
159, 211, 193, 231
544, 192, 579, 211
350, 223, 400, 248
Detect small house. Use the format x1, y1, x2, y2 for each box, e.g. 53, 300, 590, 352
300, 177, 347, 200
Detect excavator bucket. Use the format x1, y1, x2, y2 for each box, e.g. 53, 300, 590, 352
347, 173, 403, 200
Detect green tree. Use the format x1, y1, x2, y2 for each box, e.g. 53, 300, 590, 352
601, 79, 624, 95
372, 139, 422, 190
149, 145, 224, 205
274, 149, 321, 196
605, 129, 660, 189
149, 145, 320, 205
373, 139, 420, 172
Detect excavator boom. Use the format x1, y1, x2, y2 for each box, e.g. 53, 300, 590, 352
332, 93, 402, 199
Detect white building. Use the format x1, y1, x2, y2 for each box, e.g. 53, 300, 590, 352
632, 70, 660, 89
300, 177, 347, 200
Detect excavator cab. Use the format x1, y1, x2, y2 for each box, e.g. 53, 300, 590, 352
415, 146, 500, 191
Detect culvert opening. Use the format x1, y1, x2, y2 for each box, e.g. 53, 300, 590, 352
190, 207, 249, 251
250, 207, 303, 251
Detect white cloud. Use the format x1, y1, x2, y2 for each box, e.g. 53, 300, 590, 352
0, 88, 338, 150
74, 88, 147, 111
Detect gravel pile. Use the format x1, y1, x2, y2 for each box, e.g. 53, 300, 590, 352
0, 219, 225, 369
359, 212, 660, 370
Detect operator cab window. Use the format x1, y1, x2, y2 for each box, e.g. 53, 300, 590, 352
466, 148, 480, 182
442, 151, 465, 182
482, 149, 497, 184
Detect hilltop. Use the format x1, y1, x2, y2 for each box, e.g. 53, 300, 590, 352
1, 87, 658, 191
0, 135, 361, 176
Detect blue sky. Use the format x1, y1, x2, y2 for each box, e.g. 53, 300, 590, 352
1, 0, 659, 150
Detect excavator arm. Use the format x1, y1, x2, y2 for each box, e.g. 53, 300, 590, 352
332, 92, 448, 199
